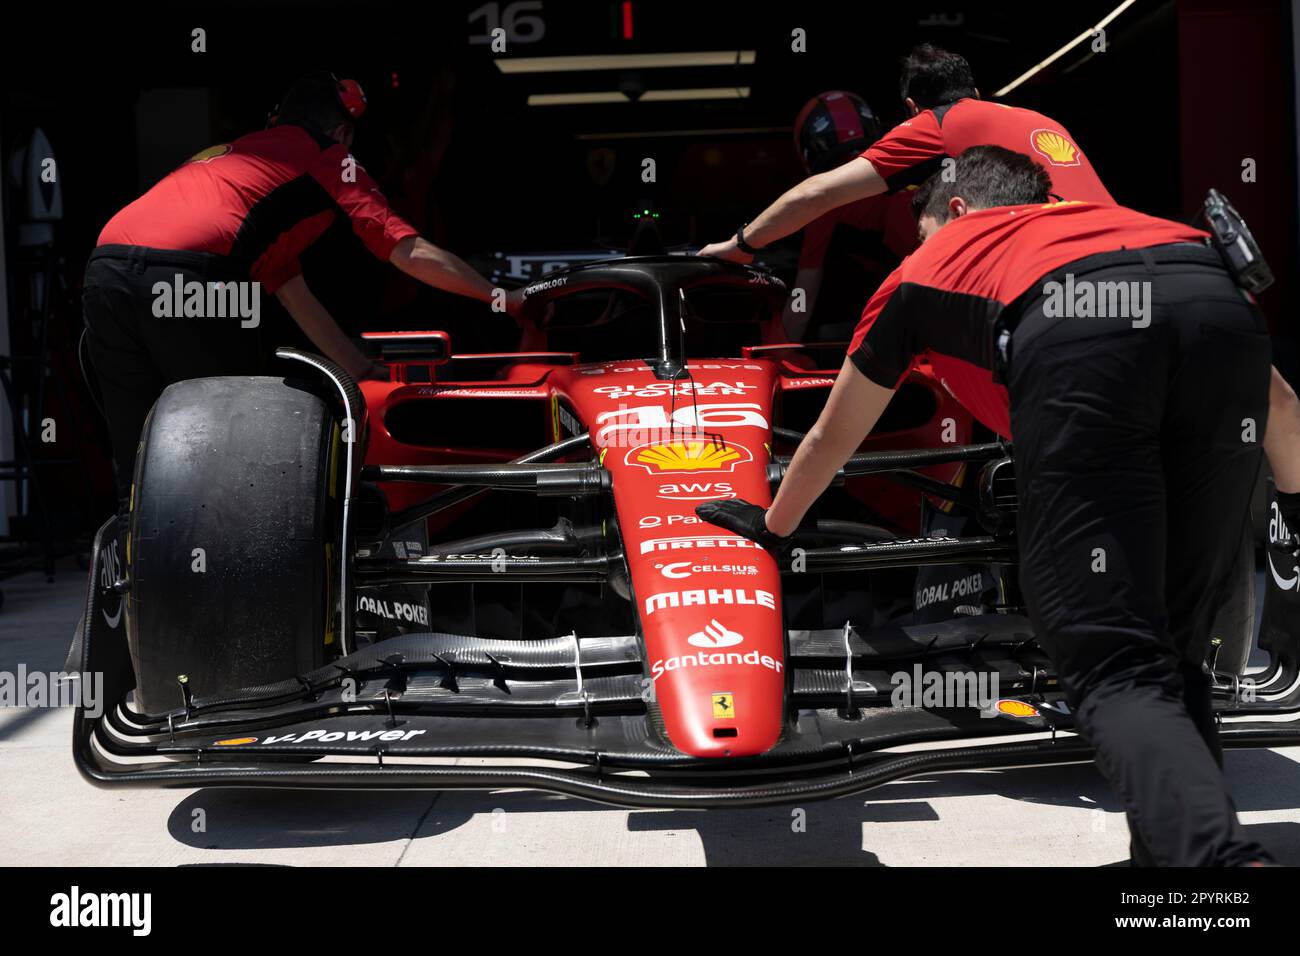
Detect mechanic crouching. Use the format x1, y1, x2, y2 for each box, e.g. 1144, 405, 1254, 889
83, 71, 520, 532
698, 146, 1275, 867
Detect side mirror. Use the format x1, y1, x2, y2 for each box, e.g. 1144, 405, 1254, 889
361, 331, 452, 366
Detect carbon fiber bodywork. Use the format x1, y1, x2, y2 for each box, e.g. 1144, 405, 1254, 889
73, 517, 1300, 808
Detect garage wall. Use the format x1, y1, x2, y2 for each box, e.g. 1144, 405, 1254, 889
1179, 0, 1297, 352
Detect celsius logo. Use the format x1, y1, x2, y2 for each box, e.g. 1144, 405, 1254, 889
688, 618, 743, 648
657, 561, 759, 579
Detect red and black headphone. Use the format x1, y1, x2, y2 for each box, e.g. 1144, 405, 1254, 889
267, 72, 367, 128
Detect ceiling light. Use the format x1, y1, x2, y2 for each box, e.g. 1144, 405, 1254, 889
527, 87, 751, 106
499, 51, 756, 74
993, 0, 1139, 97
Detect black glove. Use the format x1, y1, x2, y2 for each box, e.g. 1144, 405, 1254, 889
695, 499, 791, 551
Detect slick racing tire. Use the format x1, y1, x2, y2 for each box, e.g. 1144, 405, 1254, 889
1207, 521, 1256, 678
126, 377, 342, 715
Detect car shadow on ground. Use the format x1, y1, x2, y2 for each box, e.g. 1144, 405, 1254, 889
167, 749, 1300, 868
166, 789, 445, 851
163, 749, 1300, 865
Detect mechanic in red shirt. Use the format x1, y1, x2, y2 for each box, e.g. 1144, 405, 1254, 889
783, 91, 919, 342
83, 71, 518, 519
701, 146, 1275, 867
700, 44, 1113, 267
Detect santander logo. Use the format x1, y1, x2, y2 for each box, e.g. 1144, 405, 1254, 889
687, 618, 743, 649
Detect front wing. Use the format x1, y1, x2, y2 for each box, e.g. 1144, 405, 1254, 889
73, 521, 1300, 808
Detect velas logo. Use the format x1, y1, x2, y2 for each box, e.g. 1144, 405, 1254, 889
1030, 129, 1080, 166
626, 440, 753, 474
640, 535, 764, 555
688, 618, 743, 648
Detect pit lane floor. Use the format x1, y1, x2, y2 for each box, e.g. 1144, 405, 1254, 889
4, 562, 1300, 866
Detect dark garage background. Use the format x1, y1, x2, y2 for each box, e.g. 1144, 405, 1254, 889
0, 0, 1296, 546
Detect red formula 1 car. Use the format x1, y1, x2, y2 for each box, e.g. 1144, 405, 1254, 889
71, 256, 1300, 806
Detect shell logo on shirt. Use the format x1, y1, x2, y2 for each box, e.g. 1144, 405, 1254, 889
1030, 129, 1080, 167
188, 144, 232, 164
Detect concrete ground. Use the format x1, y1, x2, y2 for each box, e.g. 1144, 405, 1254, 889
3, 564, 1299, 866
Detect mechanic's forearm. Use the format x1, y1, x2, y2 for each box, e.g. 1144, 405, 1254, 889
390, 236, 496, 303
744, 180, 842, 250
766, 359, 894, 537
275, 279, 374, 377
765, 426, 855, 537
744, 159, 886, 250
1266, 365, 1300, 493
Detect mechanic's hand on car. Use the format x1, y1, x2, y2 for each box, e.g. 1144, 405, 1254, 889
352, 361, 391, 382
695, 499, 791, 551
698, 236, 753, 264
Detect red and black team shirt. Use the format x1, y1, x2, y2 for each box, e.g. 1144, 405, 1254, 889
98, 125, 419, 293
798, 190, 919, 271
861, 98, 1116, 205
848, 201, 1209, 438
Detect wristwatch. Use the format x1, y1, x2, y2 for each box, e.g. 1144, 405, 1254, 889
736, 222, 762, 255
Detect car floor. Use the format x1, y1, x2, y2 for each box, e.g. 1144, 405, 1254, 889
3, 563, 1299, 867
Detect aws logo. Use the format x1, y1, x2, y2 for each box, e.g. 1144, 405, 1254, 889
1030, 129, 1080, 167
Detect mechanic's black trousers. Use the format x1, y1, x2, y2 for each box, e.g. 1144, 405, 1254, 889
1008, 245, 1273, 866
82, 245, 268, 508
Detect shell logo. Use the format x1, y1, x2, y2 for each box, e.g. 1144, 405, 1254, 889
995, 699, 1039, 718
188, 144, 232, 164
626, 440, 753, 474
1030, 129, 1080, 167
213, 736, 258, 746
